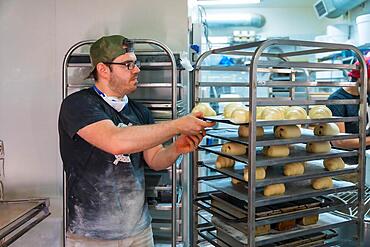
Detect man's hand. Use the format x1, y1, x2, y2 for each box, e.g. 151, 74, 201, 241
172, 112, 215, 136
174, 131, 205, 154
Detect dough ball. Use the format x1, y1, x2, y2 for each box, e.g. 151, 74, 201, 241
283, 162, 305, 176
306, 141, 331, 153
274, 125, 301, 139
238, 126, 264, 138
255, 225, 271, 236
311, 177, 333, 190
256, 107, 266, 120
221, 142, 247, 155
263, 145, 290, 157
261, 107, 285, 120
215, 155, 235, 168
309, 106, 332, 119
230, 108, 249, 124
224, 103, 245, 118
285, 106, 307, 120
272, 219, 296, 231
191, 103, 216, 117
297, 215, 319, 226
314, 123, 340, 136
231, 178, 241, 185
323, 157, 345, 171
243, 167, 266, 181
264, 183, 286, 197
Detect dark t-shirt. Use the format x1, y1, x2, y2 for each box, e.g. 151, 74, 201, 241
58, 88, 154, 240
327, 88, 370, 164
327, 87, 370, 134
328, 88, 370, 135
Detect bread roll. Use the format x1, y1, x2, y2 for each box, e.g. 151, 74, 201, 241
283, 162, 305, 176
231, 178, 241, 185
230, 108, 249, 124
314, 123, 340, 136
215, 156, 235, 168
323, 157, 345, 171
306, 141, 331, 153
309, 106, 332, 119
263, 145, 290, 157
221, 142, 247, 155
238, 126, 264, 138
297, 215, 319, 226
256, 107, 266, 120
224, 103, 244, 118
191, 103, 216, 117
272, 219, 296, 231
264, 183, 286, 197
243, 167, 266, 181
311, 177, 333, 190
261, 107, 285, 120
255, 225, 270, 236
274, 125, 301, 139
284, 106, 307, 120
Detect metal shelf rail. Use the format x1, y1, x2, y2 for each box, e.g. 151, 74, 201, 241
62, 39, 183, 246
191, 39, 367, 246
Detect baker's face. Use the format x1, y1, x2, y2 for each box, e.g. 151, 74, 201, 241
108, 52, 140, 96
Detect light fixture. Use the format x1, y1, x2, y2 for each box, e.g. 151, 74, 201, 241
197, 0, 260, 5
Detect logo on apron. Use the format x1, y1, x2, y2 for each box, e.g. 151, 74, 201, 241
113, 122, 133, 165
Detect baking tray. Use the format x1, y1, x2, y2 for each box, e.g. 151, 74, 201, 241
202, 178, 356, 207
211, 212, 353, 246
204, 227, 338, 247
200, 159, 358, 188
203, 115, 358, 127
205, 128, 359, 147
198, 144, 358, 167
195, 192, 353, 227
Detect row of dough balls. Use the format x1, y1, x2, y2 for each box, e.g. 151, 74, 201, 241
263, 140, 334, 158
229, 157, 344, 183
283, 157, 345, 176
217, 140, 333, 161
226, 104, 333, 123
191, 103, 333, 122
238, 122, 339, 140
263, 176, 333, 197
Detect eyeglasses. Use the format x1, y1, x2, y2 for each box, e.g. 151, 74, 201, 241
104, 60, 141, 70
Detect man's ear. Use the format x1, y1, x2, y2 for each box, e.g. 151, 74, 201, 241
96, 63, 110, 78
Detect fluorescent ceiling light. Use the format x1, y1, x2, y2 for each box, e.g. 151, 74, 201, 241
197, 0, 260, 5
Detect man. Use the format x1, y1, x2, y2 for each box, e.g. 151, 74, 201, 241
327, 56, 370, 164
59, 35, 214, 247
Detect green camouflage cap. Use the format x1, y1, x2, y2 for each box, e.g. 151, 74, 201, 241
88, 35, 134, 76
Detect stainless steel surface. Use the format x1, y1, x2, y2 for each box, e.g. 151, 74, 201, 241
211, 212, 353, 246
200, 160, 358, 188
0, 198, 50, 246
205, 128, 359, 147
202, 178, 356, 207
196, 80, 358, 88
199, 144, 357, 167
191, 39, 367, 246
203, 115, 358, 126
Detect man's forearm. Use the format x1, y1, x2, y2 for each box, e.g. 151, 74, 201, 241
332, 136, 370, 149
110, 121, 179, 155
147, 144, 181, 171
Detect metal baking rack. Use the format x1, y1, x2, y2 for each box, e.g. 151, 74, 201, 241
191, 39, 367, 246
62, 39, 184, 246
